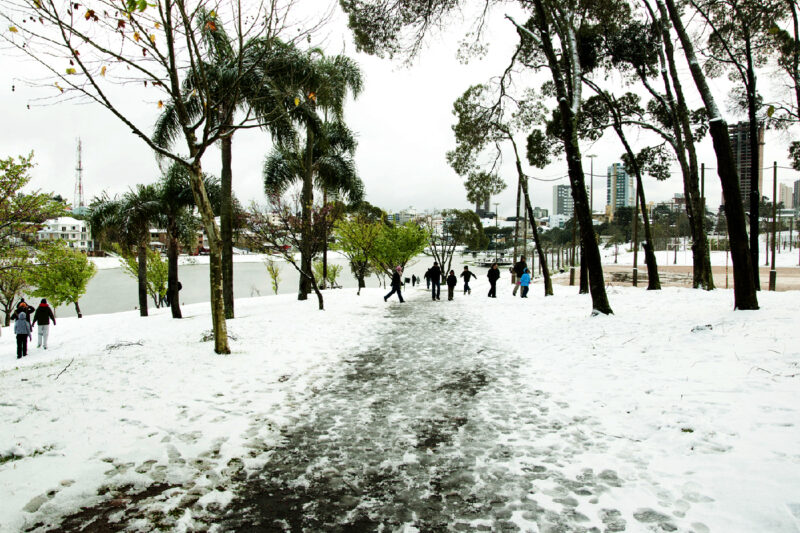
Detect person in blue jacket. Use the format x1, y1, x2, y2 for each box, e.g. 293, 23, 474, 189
520, 268, 531, 298
14, 311, 31, 359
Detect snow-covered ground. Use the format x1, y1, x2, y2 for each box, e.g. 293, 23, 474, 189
1, 282, 799, 532
89, 251, 349, 270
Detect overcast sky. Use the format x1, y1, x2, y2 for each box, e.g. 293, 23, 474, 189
1, 1, 798, 218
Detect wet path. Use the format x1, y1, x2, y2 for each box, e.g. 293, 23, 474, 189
220, 292, 649, 532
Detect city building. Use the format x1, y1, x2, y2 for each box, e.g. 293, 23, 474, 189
548, 214, 570, 229
794, 179, 800, 209
389, 207, 419, 225
606, 163, 635, 213
552, 184, 573, 217
779, 183, 793, 209
727, 121, 764, 206
474, 197, 491, 218
655, 193, 687, 214
37, 217, 94, 252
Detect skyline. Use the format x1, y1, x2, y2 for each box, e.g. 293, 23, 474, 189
1, 2, 799, 218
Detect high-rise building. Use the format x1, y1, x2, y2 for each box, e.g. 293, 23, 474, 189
552, 184, 573, 217
727, 121, 764, 206
606, 163, 634, 212
779, 183, 793, 209
794, 179, 800, 209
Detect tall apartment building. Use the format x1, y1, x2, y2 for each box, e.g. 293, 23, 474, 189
779, 183, 793, 208
37, 217, 94, 252
552, 184, 573, 217
794, 179, 800, 209
606, 163, 635, 211
727, 121, 764, 206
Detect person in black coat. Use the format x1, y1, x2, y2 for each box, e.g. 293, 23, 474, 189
384, 266, 405, 303
487, 262, 500, 297
460, 266, 476, 294
424, 268, 432, 289
446, 270, 458, 300
429, 262, 442, 300
512, 255, 527, 296
31, 298, 56, 349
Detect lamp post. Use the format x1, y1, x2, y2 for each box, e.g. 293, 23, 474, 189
586, 154, 597, 215
494, 202, 500, 262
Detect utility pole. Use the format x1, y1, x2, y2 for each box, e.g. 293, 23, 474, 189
769, 162, 777, 291
587, 154, 597, 215
494, 202, 499, 263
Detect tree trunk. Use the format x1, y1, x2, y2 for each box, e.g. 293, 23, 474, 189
510, 136, 552, 296
74, 300, 82, 318
661, 0, 757, 309
650, 0, 714, 289
579, 244, 589, 294
137, 243, 148, 317
299, 126, 314, 301
745, 46, 761, 289
512, 179, 521, 283
220, 122, 235, 319
633, 187, 639, 287
322, 189, 328, 290
188, 163, 230, 354
529, 0, 612, 314
167, 218, 182, 319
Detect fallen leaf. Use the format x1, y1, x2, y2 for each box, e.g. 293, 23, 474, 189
8, 26, 18, 33
133, 31, 140, 42
100, 65, 106, 76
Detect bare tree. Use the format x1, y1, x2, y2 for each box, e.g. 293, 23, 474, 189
0, 0, 326, 352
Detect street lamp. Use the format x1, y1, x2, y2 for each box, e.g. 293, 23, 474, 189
586, 154, 597, 215
494, 202, 499, 262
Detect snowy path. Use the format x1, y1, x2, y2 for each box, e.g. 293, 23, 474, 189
219, 289, 656, 532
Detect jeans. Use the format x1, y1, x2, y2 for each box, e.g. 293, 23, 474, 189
16, 334, 28, 357
37, 324, 50, 348
521, 286, 529, 298
488, 280, 497, 297
447, 286, 454, 300
463, 282, 471, 293
431, 280, 441, 300
384, 286, 404, 302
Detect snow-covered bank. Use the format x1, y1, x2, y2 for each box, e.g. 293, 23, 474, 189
0, 291, 379, 532
89, 251, 350, 270
1, 284, 799, 531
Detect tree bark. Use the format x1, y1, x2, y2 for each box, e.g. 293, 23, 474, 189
137, 243, 148, 317
322, 189, 328, 290
167, 217, 182, 319
512, 179, 521, 283
220, 121, 235, 318
579, 244, 589, 294
661, 0, 758, 309
74, 301, 82, 318
745, 42, 761, 289
188, 163, 230, 354
299, 126, 314, 301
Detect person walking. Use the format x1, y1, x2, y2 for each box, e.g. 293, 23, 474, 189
446, 270, 457, 301
411, 274, 417, 287
424, 268, 432, 289
13, 299, 33, 325
429, 261, 442, 301
384, 266, 405, 303
520, 268, 531, 298
460, 266, 476, 294
512, 255, 527, 296
14, 311, 31, 359
31, 298, 56, 349
487, 262, 500, 298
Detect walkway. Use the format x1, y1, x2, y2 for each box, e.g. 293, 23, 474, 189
219, 289, 648, 532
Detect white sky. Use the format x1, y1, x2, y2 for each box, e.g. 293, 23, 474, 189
1, 1, 798, 218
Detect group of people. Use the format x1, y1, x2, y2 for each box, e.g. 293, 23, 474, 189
384, 255, 532, 303
10, 298, 56, 359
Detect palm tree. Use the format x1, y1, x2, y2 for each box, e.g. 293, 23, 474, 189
266, 51, 363, 299
156, 164, 221, 319
264, 122, 364, 280
89, 185, 160, 316
153, 10, 299, 319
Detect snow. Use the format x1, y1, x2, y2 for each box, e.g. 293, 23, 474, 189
89, 251, 349, 270
2, 279, 800, 531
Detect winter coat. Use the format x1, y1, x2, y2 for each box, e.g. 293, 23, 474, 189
520, 272, 531, 286
429, 265, 442, 282
460, 270, 476, 281
391, 271, 402, 288
423, 269, 432, 280
513, 260, 528, 277
13, 303, 32, 324
14, 313, 31, 335
32, 304, 56, 326
446, 273, 457, 288
487, 268, 500, 282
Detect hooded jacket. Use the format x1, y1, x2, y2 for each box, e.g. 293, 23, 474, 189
14, 313, 31, 335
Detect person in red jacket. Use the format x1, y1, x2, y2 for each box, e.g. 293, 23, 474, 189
31, 299, 56, 349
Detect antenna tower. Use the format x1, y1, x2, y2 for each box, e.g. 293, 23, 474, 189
74, 138, 85, 209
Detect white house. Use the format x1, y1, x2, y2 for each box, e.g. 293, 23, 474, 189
38, 217, 94, 252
